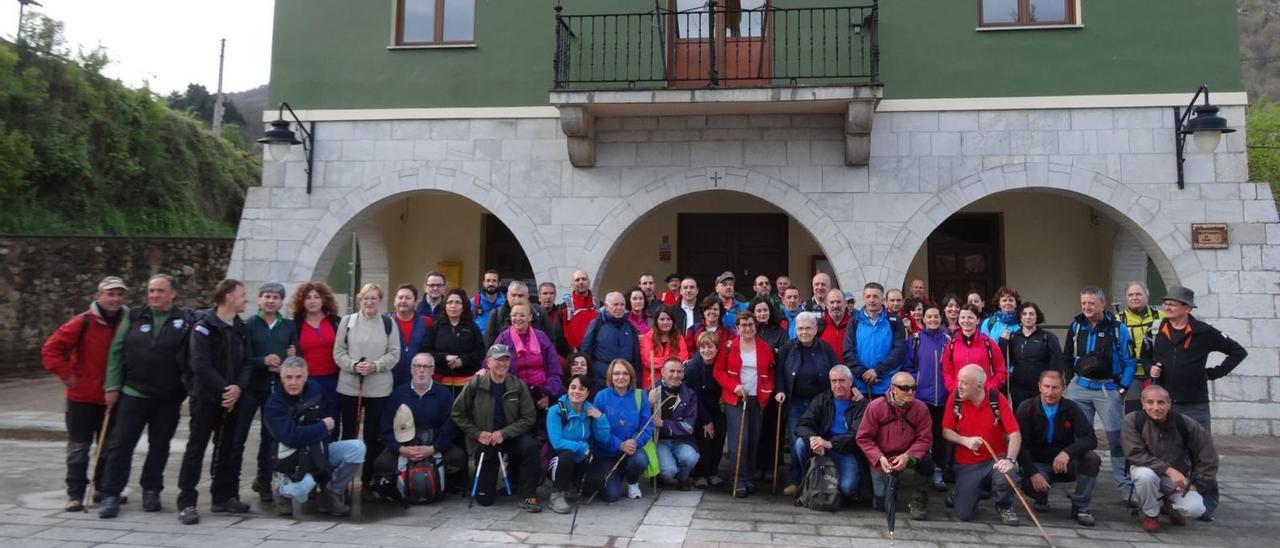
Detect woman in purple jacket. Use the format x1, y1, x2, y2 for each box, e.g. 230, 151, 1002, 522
906, 302, 951, 491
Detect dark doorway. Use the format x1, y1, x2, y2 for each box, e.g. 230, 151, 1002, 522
482, 214, 534, 285
926, 213, 1003, 304
678, 213, 788, 298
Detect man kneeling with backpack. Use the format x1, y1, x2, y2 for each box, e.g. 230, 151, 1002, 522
794, 365, 868, 510
372, 353, 467, 504
264, 357, 365, 517
857, 371, 934, 520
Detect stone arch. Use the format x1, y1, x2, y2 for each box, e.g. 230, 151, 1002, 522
293, 165, 552, 287
884, 162, 1202, 295
575, 167, 863, 291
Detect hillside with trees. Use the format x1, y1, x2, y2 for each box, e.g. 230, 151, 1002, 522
0, 14, 258, 236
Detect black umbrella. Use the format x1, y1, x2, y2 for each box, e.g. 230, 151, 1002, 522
885, 472, 898, 545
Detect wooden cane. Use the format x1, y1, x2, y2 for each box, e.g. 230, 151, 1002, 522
771, 397, 783, 494
83, 410, 113, 511
981, 439, 1055, 548
731, 397, 748, 495
585, 395, 675, 504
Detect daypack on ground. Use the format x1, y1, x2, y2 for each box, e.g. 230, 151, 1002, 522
797, 455, 841, 512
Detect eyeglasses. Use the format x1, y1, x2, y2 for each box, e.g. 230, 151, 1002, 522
425, 283, 445, 288
893, 384, 918, 392
412, 364, 434, 370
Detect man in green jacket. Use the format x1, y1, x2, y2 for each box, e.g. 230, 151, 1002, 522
451, 344, 541, 512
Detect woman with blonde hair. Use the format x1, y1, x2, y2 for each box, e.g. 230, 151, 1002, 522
333, 282, 399, 488
590, 359, 654, 501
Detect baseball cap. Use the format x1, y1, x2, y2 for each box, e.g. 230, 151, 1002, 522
98, 276, 128, 291
487, 344, 512, 359
715, 271, 735, 285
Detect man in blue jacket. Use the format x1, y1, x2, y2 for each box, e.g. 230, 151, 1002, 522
374, 353, 465, 493
844, 282, 907, 397
1063, 286, 1137, 499
264, 356, 365, 517
580, 292, 641, 388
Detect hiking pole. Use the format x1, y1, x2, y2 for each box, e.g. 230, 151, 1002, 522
981, 439, 1055, 548
569, 453, 591, 536
731, 397, 748, 496
468, 449, 487, 509
771, 398, 783, 494
498, 451, 513, 496
83, 410, 113, 512
351, 361, 366, 516
585, 395, 675, 504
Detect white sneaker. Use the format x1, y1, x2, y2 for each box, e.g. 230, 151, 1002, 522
627, 483, 642, 499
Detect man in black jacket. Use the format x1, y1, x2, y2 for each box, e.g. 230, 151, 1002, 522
793, 365, 868, 506
1146, 285, 1245, 521
175, 279, 253, 525
1015, 370, 1099, 526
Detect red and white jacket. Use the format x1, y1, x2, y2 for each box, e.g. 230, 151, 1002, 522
42, 303, 126, 404
714, 336, 776, 407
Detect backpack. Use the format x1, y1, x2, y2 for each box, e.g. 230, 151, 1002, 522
397, 456, 445, 505
797, 455, 841, 512
952, 387, 1002, 426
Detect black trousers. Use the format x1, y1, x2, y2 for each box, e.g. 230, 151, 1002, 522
100, 394, 182, 497
232, 389, 275, 487
755, 399, 782, 478
552, 449, 589, 493
693, 410, 727, 479
177, 400, 245, 508
472, 436, 540, 505
338, 394, 387, 485
927, 405, 952, 478
65, 400, 115, 498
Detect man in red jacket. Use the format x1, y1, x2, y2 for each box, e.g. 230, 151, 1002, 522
818, 289, 850, 357
857, 371, 934, 520
559, 270, 600, 351
42, 276, 129, 512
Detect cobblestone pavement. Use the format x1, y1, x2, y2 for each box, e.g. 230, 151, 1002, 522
3, 376, 1280, 547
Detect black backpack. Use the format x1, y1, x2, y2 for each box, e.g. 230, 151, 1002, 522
797, 455, 841, 512
952, 387, 1002, 425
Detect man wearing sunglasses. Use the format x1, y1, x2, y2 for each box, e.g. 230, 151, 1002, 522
856, 371, 934, 520
1014, 370, 1099, 527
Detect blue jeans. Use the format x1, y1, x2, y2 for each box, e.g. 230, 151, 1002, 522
793, 438, 859, 497
589, 450, 649, 502
278, 439, 365, 502
1065, 382, 1130, 494
785, 398, 811, 485
656, 440, 699, 482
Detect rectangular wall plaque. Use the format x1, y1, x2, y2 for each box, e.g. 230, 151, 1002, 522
1191, 223, 1228, 250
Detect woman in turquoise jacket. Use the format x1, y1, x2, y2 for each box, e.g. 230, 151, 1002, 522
590, 359, 653, 502
546, 374, 610, 514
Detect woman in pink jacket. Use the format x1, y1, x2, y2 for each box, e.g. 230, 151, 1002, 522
639, 308, 688, 389
941, 304, 1006, 393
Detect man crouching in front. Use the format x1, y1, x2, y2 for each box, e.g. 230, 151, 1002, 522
264, 356, 366, 517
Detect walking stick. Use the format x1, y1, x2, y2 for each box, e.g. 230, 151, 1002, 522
771, 398, 783, 494
468, 448, 487, 509
981, 439, 1055, 548
569, 453, 591, 536
585, 395, 675, 504
731, 397, 748, 495
83, 410, 113, 511
353, 359, 367, 437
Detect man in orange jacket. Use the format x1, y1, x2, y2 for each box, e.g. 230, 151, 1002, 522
42, 276, 129, 512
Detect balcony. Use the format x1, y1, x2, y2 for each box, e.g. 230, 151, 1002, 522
549, 1, 883, 167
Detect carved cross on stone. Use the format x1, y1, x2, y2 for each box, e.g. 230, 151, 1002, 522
710, 171, 723, 187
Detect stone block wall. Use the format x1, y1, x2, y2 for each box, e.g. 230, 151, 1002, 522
231, 105, 1280, 434
0, 236, 233, 371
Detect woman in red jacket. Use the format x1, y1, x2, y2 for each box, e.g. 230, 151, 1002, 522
941, 304, 1006, 394
714, 314, 776, 498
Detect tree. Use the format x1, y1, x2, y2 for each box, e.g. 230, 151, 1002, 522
167, 83, 246, 128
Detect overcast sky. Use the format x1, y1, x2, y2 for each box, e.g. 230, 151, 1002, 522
1, 0, 274, 95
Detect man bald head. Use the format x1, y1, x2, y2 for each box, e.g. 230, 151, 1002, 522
957, 364, 987, 403
889, 371, 917, 406
604, 291, 626, 319
572, 270, 590, 294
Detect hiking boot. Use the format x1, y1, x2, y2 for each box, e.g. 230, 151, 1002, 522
1032, 497, 1050, 513
678, 479, 693, 492
178, 506, 199, 525
327, 490, 351, 517
1164, 498, 1185, 526
1142, 515, 1160, 533
548, 491, 571, 514
783, 484, 799, 497
998, 506, 1020, 526
733, 484, 749, 498
211, 497, 251, 514
627, 483, 642, 499
93, 492, 126, 504
520, 497, 542, 513
944, 491, 954, 508
65, 497, 84, 512
252, 480, 274, 503
1073, 507, 1096, 527
142, 490, 161, 512
909, 500, 927, 520
1197, 507, 1215, 522
931, 469, 947, 492
707, 475, 725, 488
275, 495, 293, 517
693, 477, 708, 489
97, 496, 120, 519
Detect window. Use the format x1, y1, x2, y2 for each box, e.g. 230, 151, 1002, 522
979, 0, 1075, 27
395, 0, 475, 45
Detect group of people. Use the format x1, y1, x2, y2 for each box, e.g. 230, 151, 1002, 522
40, 268, 1246, 534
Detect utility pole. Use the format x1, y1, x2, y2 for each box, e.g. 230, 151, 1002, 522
16, 0, 44, 42
212, 38, 226, 135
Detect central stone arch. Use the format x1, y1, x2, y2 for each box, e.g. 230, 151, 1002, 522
570, 167, 863, 292
882, 162, 1204, 295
